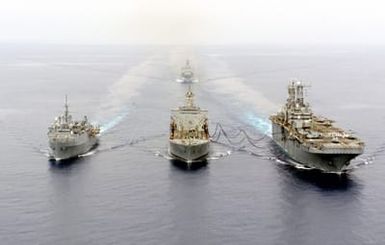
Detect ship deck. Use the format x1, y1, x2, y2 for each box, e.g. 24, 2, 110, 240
270, 115, 364, 151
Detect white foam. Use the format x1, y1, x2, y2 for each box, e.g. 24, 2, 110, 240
245, 113, 272, 136
79, 150, 96, 157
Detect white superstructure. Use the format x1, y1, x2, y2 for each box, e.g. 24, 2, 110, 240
169, 87, 209, 163
48, 96, 100, 161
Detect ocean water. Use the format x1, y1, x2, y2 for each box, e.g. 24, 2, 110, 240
1, 44, 385, 245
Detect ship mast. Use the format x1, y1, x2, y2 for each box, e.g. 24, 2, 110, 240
287, 81, 295, 106
185, 86, 195, 108
296, 81, 305, 106
64, 95, 69, 123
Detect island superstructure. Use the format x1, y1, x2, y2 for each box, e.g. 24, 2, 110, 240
169, 87, 209, 163
270, 80, 364, 172
177, 60, 197, 83
48, 96, 100, 161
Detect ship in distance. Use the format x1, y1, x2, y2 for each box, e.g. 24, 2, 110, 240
169, 86, 210, 164
270, 80, 365, 172
48, 96, 100, 161
176, 60, 198, 83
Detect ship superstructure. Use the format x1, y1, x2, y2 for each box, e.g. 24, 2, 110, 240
169, 87, 209, 163
177, 60, 197, 83
48, 96, 100, 161
270, 80, 364, 172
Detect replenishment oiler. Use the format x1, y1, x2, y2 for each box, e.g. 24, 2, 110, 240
169, 87, 210, 164
48, 96, 100, 161
270, 81, 364, 172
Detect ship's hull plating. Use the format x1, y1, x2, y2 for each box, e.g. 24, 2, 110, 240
49, 136, 98, 161
272, 123, 359, 172
169, 140, 209, 162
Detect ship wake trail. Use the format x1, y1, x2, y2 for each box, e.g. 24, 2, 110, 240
210, 122, 269, 157
95, 55, 167, 135
245, 113, 272, 136
200, 54, 279, 115
99, 110, 129, 134
199, 53, 277, 140
97, 133, 168, 153
352, 140, 385, 169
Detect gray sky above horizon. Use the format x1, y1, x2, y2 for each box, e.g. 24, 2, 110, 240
1, 0, 385, 45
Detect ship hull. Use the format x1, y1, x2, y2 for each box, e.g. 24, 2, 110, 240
49, 136, 98, 161
272, 123, 359, 172
169, 140, 209, 162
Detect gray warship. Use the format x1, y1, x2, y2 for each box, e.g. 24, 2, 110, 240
270, 81, 364, 172
48, 96, 100, 161
176, 60, 197, 83
169, 87, 209, 163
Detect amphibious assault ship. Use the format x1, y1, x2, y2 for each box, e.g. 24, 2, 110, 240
176, 60, 198, 83
169, 87, 209, 163
48, 96, 100, 161
270, 81, 364, 172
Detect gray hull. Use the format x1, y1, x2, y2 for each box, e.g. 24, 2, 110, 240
49, 136, 98, 161
272, 123, 359, 172
169, 140, 209, 162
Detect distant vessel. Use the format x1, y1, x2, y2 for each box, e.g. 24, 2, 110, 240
169, 87, 209, 163
270, 80, 364, 172
176, 60, 198, 83
48, 96, 100, 161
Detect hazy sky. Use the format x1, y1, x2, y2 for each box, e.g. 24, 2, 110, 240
1, 0, 385, 45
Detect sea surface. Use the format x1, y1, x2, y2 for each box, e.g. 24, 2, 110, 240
1, 44, 385, 245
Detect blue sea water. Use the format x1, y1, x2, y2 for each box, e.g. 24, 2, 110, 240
0, 44, 385, 244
